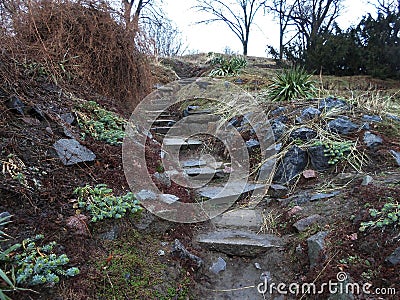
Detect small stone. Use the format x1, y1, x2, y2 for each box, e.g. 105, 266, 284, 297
254, 262, 262, 270
361, 175, 373, 186
159, 194, 179, 204
301, 107, 321, 121
270, 106, 286, 116
267, 184, 289, 198
303, 169, 317, 179
310, 192, 340, 202
390, 150, 400, 166
45, 127, 53, 135
287, 206, 303, 217
60, 113, 76, 125
172, 239, 203, 268
362, 115, 382, 123
387, 114, 400, 122
290, 127, 317, 142
210, 257, 226, 274
363, 131, 383, 149
53, 139, 96, 166
319, 97, 348, 111
385, 247, 400, 265
307, 231, 328, 267
153, 172, 171, 188
135, 190, 157, 202
5, 96, 25, 115
327, 117, 358, 135
293, 214, 322, 232
271, 119, 287, 141
246, 138, 260, 150
157, 250, 165, 256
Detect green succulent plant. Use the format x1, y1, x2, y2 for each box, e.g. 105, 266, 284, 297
267, 66, 317, 101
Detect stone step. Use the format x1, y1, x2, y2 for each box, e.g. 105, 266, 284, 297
211, 209, 263, 232
151, 127, 177, 135
196, 230, 283, 257
162, 137, 203, 149
184, 167, 224, 180
182, 114, 220, 123
196, 181, 265, 203
181, 159, 207, 168
144, 110, 172, 118
148, 119, 177, 126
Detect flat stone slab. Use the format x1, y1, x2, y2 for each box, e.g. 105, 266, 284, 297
151, 127, 179, 134
184, 167, 222, 180
53, 139, 96, 166
181, 159, 207, 168
162, 137, 203, 149
183, 114, 220, 123
211, 209, 263, 231
148, 119, 176, 126
197, 230, 283, 257
197, 181, 265, 201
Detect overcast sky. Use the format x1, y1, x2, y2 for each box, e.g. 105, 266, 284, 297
163, 0, 375, 57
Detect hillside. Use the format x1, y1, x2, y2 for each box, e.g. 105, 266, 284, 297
1, 42, 400, 300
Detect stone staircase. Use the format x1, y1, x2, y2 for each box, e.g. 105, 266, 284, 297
141, 89, 289, 299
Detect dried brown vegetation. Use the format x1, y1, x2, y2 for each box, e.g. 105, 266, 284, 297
0, 0, 153, 111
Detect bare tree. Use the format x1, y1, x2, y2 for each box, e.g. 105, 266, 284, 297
146, 18, 188, 57
267, 0, 343, 58
118, 0, 163, 33
265, 0, 296, 59
193, 0, 266, 55
370, 0, 400, 14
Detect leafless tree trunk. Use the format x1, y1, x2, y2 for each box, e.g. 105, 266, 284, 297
193, 0, 266, 56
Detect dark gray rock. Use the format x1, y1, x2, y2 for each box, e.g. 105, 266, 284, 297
310, 191, 340, 202
271, 120, 287, 141
60, 113, 76, 125
209, 257, 226, 274
172, 239, 203, 268
387, 114, 400, 122
319, 97, 348, 111
197, 230, 283, 257
301, 107, 321, 121
327, 117, 358, 135
229, 117, 240, 127
308, 145, 331, 171
362, 115, 382, 123
98, 225, 119, 241
361, 175, 373, 186
267, 184, 289, 198
135, 190, 157, 202
307, 231, 328, 267
390, 150, 400, 166
270, 106, 286, 116
53, 139, 96, 166
29, 105, 46, 121
327, 274, 355, 300
363, 131, 383, 149
153, 172, 171, 188
385, 247, 400, 265
246, 139, 260, 150
159, 194, 179, 204
273, 146, 308, 184
0, 212, 11, 229
293, 214, 322, 232
5, 96, 25, 115
290, 127, 317, 142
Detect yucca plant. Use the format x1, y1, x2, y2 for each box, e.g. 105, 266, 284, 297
209, 54, 247, 76
267, 66, 318, 101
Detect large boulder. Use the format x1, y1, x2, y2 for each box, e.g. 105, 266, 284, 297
308, 145, 331, 171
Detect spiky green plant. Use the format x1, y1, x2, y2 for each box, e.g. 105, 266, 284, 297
267, 66, 318, 101
209, 55, 247, 77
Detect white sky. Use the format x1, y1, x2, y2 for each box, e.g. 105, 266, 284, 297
163, 0, 375, 57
